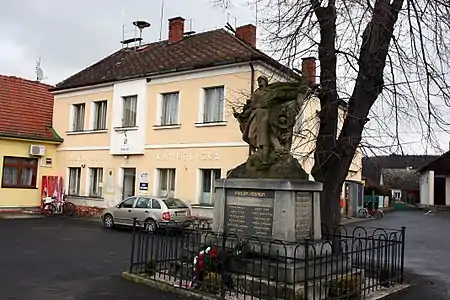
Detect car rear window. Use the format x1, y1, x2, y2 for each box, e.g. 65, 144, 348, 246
163, 198, 188, 209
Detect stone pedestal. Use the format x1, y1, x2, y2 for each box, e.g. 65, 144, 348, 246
212, 178, 323, 242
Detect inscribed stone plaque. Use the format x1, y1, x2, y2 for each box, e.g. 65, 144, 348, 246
295, 192, 313, 240
225, 189, 274, 238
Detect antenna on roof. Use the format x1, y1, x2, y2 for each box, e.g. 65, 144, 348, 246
35, 57, 46, 82
227, 12, 237, 30
159, 0, 165, 41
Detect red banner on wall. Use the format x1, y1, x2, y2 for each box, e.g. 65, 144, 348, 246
41, 176, 63, 209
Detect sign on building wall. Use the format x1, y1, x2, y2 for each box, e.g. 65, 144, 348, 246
139, 172, 149, 194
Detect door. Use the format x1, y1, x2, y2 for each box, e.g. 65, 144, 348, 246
122, 168, 136, 200
434, 177, 446, 206
133, 197, 152, 222
115, 196, 137, 225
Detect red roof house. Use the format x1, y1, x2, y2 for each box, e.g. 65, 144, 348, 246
0, 75, 62, 142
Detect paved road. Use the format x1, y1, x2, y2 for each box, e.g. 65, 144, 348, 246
0, 217, 187, 300
353, 210, 450, 299
1, 210, 449, 299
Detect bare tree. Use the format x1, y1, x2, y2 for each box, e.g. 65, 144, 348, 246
214, 0, 450, 229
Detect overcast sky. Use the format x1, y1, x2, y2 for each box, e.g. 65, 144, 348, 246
0, 0, 255, 85
1, 0, 448, 155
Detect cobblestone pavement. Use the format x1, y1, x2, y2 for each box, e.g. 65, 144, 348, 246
0, 217, 188, 300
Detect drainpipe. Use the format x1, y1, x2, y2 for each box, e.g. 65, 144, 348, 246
248, 61, 255, 156
250, 61, 255, 93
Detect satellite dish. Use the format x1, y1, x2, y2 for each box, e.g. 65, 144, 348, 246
35, 57, 46, 82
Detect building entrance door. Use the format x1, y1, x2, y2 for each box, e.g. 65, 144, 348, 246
122, 168, 136, 200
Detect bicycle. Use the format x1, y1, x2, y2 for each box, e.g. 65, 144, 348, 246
42, 193, 76, 217
358, 207, 384, 219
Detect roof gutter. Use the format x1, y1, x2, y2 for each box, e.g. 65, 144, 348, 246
0, 133, 63, 144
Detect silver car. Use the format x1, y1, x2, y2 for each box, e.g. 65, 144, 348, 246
101, 196, 192, 231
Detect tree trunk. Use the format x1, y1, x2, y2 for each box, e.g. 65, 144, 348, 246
311, 0, 404, 233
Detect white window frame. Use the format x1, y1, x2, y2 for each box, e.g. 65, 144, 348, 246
198, 86, 226, 124
157, 92, 180, 126
157, 168, 176, 197
68, 167, 81, 196
88, 167, 103, 198
199, 169, 221, 205
122, 95, 138, 128
91, 100, 107, 130
71, 103, 85, 131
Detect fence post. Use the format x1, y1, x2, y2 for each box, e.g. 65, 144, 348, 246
129, 218, 137, 273
304, 239, 309, 299
400, 226, 406, 283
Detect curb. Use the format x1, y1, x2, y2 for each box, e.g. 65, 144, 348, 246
121, 271, 412, 300
121, 271, 219, 300
365, 284, 412, 300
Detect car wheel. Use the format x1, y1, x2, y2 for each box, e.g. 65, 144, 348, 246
144, 219, 157, 232
103, 214, 114, 229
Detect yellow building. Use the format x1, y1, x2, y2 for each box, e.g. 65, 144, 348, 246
51, 17, 362, 217
0, 75, 62, 211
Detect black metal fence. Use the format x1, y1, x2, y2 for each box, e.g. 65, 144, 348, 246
128, 219, 405, 300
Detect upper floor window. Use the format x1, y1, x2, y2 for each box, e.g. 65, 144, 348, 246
1, 157, 38, 189
93, 100, 107, 130
72, 103, 85, 131
161, 92, 180, 126
122, 95, 137, 127
203, 86, 225, 123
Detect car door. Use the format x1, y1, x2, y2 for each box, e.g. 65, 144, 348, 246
133, 197, 152, 222
114, 197, 137, 225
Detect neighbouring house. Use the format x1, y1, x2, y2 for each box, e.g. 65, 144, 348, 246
417, 151, 450, 207
0, 75, 63, 211
362, 154, 439, 204
51, 16, 363, 218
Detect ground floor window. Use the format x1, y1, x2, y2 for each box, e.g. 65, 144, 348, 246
68, 167, 81, 196
1, 156, 38, 188
158, 168, 176, 197
89, 168, 103, 197
200, 169, 221, 205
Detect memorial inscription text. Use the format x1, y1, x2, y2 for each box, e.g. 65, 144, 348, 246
295, 192, 313, 239
225, 189, 274, 238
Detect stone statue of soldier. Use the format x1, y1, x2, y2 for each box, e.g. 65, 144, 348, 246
231, 75, 312, 179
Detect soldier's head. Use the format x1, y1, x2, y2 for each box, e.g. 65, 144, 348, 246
257, 76, 268, 88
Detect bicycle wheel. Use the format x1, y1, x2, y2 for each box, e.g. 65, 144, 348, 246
358, 208, 368, 218
373, 210, 384, 220
63, 202, 76, 217
43, 203, 56, 216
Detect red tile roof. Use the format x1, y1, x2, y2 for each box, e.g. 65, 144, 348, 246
52, 28, 299, 91
0, 75, 62, 142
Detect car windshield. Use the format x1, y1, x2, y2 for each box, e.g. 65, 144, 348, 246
163, 198, 188, 209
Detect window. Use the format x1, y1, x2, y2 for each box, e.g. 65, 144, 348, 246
93, 100, 107, 130
203, 86, 224, 123
161, 92, 179, 125
136, 197, 151, 208
158, 168, 176, 197
120, 197, 137, 208
1, 157, 38, 188
68, 167, 81, 196
200, 169, 221, 205
152, 199, 161, 209
72, 103, 85, 131
89, 168, 103, 197
163, 198, 188, 209
122, 95, 137, 127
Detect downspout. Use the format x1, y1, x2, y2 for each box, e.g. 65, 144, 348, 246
250, 61, 255, 93
248, 61, 255, 156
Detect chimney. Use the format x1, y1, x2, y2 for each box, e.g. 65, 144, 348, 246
236, 24, 257, 47
168, 17, 185, 43
301, 57, 317, 86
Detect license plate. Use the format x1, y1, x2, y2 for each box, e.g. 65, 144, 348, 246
175, 211, 186, 216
